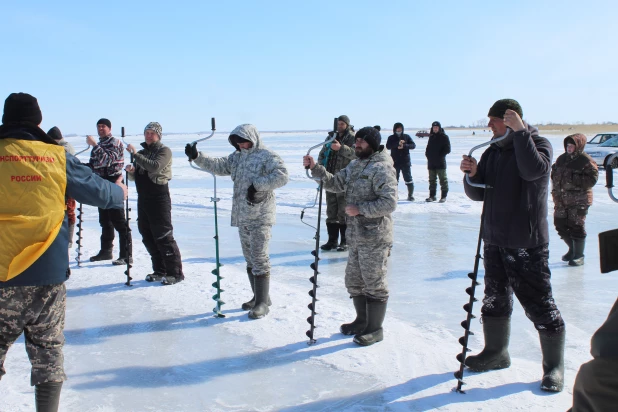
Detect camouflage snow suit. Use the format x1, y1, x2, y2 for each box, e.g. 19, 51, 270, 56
312, 148, 398, 300
551, 134, 598, 240
317, 129, 356, 224
194, 124, 289, 276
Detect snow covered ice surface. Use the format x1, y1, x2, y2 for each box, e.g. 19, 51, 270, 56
2, 129, 617, 411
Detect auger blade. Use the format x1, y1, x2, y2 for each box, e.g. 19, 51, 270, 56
306, 316, 314, 324
310, 263, 320, 272
463, 303, 473, 313
309, 276, 319, 285
456, 353, 465, 363
308, 290, 319, 299
461, 320, 470, 329
305, 330, 313, 339
308, 303, 314, 311
310, 250, 321, 258
458, 336, 467, 346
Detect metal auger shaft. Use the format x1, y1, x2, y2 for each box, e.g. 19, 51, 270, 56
75, 203, 84, 267
122, 126, 133, 286
211, 196, 225, 318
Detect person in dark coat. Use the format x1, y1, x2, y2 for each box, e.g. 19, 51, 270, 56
386, 122, 416, 201
460, 98, 566, 392
425, 121, 451, 202
551, 133, 598, 266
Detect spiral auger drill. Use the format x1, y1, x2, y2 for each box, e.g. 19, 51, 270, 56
187, 118, 225, 317
304, 118, 337, 345
75, 202, 84, 267
121, 127, 133, 286
455, 130, 511, 393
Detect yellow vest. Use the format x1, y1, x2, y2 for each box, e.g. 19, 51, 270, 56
0, 138, 67, 281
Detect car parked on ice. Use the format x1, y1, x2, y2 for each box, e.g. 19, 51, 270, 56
585, 136, 618, 168
415, 130, 430, 138
587, 132, 618, 146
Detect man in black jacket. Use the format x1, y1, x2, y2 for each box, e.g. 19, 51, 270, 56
460, 99, 565, 392
386, 122, 416, 201
425, 121, 451, 202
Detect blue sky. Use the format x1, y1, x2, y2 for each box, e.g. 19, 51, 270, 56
2, 0, 616, 134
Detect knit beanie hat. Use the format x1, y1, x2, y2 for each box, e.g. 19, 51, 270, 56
373, 125, 381, 131
97, 118, 112, 128
2, 93, 42, 125
487, 99, 523, 119
337, 115, 350, 126
144, 121, 162, 138
432, 121, 441, 128
47, 126, 63, 141
356, 126, 381, 151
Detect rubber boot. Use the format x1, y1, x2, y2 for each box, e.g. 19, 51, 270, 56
68, 223, 75, 249
113, 231, 133, 265
340, 295, 367, 335
539, 330, 565, 392
35, 381, 63, 412
353, 298, 387, 346
569, 238, 585, 266
406, 183, 415, 201
248, 274, 270, 319
439, 190, 448, 203
465, 316, 511, 371
320, 222, 339, 251
337, 224, 348, 251
89, 249, 113, 262
561, 237, 573, 262
425, 190, 437, 202
242, 267, 272, 310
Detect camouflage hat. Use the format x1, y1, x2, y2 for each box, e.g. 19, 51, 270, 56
144, 121, 162, 138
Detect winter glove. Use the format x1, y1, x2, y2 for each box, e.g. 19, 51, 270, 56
247, 184, 257, 203
185, 143, 198, 160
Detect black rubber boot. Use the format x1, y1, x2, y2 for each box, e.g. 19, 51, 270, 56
439, 190, 448, 203
406, 183, 415, 201
539, 330, 565, 392
320, 223, 339, 251
89, 250, 113, 262
561, 237, 573, 262
337, 224, 348, 251
353, 298, 387, 346
425, 190, 437, 202
569, 238, 585, 266
465, 316, 511, 371
35, 381, 63, 412
340, 295, 367, 335
242, 267, 272, 310
248, 274, 270, 319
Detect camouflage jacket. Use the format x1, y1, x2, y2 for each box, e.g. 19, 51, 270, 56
194, 124, 289, 227
551, 134, 598, 208
311, 148, 398, 244
317, 129, 356, 173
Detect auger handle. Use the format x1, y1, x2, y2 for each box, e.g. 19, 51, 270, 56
191, 118, 216, 145
305, 118, 338, 180
606, 153, 618, 203
464, 129, 511, 188
75, 147, 90, 156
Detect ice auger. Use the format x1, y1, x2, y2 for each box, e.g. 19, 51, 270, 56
455, 130, 511, 393
303, 118, 338, 345
187, 118, 225, 317
121, 127, 134, 286
75, 202, 84, 267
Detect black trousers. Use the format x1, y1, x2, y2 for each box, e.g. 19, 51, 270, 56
137, 195, 183, 278
481, 243, 565, 333
98, 207, 131, 256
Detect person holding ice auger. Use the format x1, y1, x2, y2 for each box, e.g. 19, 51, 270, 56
317, 115, 356, 251
185, 124, 289, 319
0, 93, 126, 412
460, 99, 565, 392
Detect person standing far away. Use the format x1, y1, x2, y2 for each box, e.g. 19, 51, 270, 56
551, 133, 598, 266
460, 98, 566, 392
48, 126, 77, 248
386, 122, 416, 201
125, 122, 184, 285
425, 121, 451, 202
317, 115, 356, 252
185, 124, 289, 319
0, 92, 126, 412
86, 118, 132, 265
304, 127, 398, 346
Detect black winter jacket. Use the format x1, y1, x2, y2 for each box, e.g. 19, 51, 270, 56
463, 124, 552, 249
386, 127, 416, 166
425, 130, 451, 169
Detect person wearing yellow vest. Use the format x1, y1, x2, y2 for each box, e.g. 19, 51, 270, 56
0, 93, 126, 412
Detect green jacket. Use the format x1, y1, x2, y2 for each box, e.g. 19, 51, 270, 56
127, 140, 173, 185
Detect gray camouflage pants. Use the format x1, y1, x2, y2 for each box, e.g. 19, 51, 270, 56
239, 224, 272, 276
0, 284, 67, 386
345, 240, 391, 301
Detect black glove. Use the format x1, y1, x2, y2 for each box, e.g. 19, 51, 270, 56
185, 143, 198, 160
247, 184, 257, 203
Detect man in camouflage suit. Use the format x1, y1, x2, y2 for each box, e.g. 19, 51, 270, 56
0, 93, 126, 412
551, 133, 598, 266
460, 99, 566, 392
304, 126, 397, 346
317, 115, 356, 251
186, 124, 289, 320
